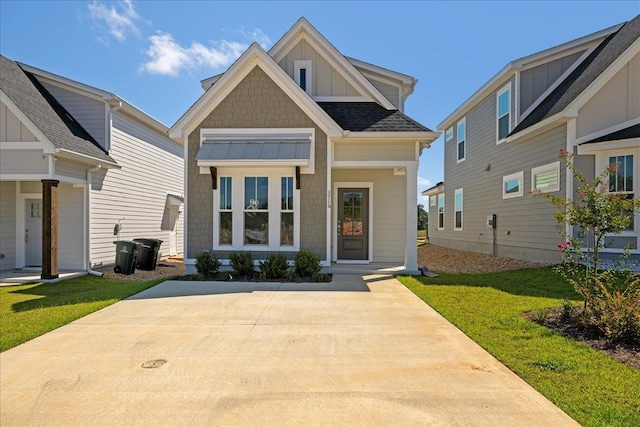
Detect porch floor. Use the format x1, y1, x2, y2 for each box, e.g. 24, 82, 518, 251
0, 269, 87, 287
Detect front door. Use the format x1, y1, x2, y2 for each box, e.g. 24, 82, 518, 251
337, 188, 369, 260
25, 198, 43, 266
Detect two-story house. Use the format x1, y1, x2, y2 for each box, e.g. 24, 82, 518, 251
0, 55, 184, 280
170, 18, 439, 274
425, 15, 640, 264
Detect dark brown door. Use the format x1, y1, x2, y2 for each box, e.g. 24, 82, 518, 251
337, 188, 369, 260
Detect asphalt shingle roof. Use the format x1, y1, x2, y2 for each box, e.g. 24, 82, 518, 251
512, 14, 640, 135
317, 102, 432, 132
581, 123, 640, 145
0, 55, 115, 164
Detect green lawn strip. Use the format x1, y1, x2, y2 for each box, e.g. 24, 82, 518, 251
1, 275, 174, 352
398, 269, 640, 427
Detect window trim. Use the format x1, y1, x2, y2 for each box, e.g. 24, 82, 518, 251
531, 161, 560, 193
454, 188, 463, 231
445, 126, 453, 142
437, 193, 445, 230
213, 167, 300, 251
294, 60, 312, 95
496, 82, 511, 144
429, 195, 437, 207
456, 117, 466, 163
503, 171, 524, 199
603, 152, 637, 236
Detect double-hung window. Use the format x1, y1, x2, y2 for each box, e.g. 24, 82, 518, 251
219, 177, 233, 245
437, 193, 445, 230
497, 83, 511, 143
609, 154, 634, 231
457, 118, 466, 162
454, 188, 463, 231
281, 177, 294, 245
244, 177, 269, 245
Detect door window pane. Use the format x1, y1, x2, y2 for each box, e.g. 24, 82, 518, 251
342, 192, 363, 236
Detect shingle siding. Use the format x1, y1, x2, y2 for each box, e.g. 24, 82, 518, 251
186, 66, 327, 260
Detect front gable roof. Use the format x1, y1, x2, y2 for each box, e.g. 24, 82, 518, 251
268, 17, 396, 110
170, 43, 342, 140
0, 55, 116, 165
512, 14, 640, 135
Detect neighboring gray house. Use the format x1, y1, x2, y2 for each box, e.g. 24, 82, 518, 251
170, 18, 439, 274
0, 55, 184, 279
425, 15, 640, 263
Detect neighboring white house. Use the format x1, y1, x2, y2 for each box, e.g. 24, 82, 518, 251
0, 55, 183, 279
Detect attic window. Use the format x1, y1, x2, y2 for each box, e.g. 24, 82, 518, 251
294, 60, 312, 95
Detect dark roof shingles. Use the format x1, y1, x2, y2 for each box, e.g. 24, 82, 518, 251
581, 123, 640, 144
512, 14, 640, 135
317, 102, 432, 132
0, 55, 114, 163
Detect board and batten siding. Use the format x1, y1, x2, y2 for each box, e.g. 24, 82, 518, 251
278, 39, 360, 98
58, 183, 84, 270
432, 74, 567, 263
1, 100, 38, 142
89, 111, 183, 267
332, 169, 406, 263
576, 51, 640, 138
519, 50, 585, 116
368, 78, 400, 109
0, 181, 16, 270
40, 81, 107, 149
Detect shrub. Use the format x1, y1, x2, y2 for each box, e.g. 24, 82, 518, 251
294, 249, 321, 278
194, 251, 221, 278
312, 272, 332, 283
229, 252, 255, 278
532, 308, 550, 324
259, 254, 290, 280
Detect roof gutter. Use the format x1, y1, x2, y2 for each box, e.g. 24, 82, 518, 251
54, 148, 120, 169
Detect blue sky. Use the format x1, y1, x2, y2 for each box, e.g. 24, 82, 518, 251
2, 1, 638, 206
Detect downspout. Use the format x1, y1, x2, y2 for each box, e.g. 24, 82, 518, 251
86, 164, 103, 276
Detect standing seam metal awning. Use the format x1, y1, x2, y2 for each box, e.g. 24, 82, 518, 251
195, 139, 311, 166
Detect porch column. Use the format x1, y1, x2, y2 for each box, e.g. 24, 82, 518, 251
41, 179, 59, 280
405, 163, 419, 273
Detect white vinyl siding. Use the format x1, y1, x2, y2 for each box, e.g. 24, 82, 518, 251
531, 161, 560, 192
55, 158, 87, 181
89, 111, 183, 267
454, 188, 463, 231
503, 171, 524, 199
457, 118, 466, 163
0, 181, 17, 270
497, 83, 511, 143
58, 183, 84, 269
0, 150, 49, 175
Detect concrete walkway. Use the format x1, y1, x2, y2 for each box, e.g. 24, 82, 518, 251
0, 274, 578, 426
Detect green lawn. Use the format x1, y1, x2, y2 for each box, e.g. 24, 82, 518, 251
398, 268, 640, 427
1, 275, 173, 351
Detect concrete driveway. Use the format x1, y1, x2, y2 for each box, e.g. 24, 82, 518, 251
1, 274, 577, 426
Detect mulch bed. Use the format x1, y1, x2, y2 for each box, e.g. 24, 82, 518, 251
96, 260, 185, 281
525, 308, 640, 370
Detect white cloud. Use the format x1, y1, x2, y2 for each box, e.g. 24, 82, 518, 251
140, 29, 271, 77
140, 32, 247, 76
88, 0, 141, 42
417, 177, 432, 188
